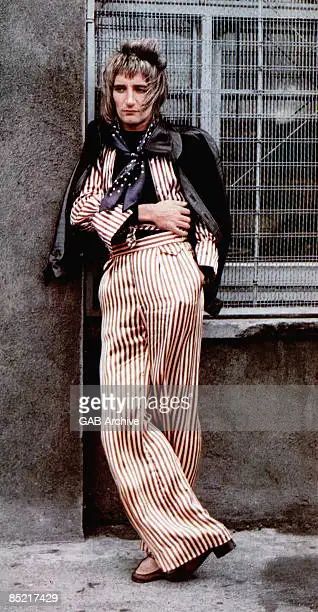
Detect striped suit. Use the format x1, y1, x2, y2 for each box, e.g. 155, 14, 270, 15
70, 145, 234, 572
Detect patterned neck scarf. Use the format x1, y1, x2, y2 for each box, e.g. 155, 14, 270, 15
99, 116, 171, 212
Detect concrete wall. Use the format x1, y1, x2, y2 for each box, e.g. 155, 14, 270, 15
83, 320, 317, 536
198, 331, 317, 534
0, 0, 85, 542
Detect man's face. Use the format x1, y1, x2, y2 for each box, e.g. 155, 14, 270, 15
112, 72, 154, 131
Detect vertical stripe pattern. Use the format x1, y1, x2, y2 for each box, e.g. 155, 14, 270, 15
99, 234, 233, 572
70, 143, 231, 569
70, 147, 135, 246
70, 147, 219, 276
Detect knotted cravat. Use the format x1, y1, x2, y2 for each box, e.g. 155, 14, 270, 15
99, 117, 173, 212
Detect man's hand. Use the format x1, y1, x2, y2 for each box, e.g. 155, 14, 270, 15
199, 269, 205, 286
199, 265, 216, 287
138, 200, 191, 237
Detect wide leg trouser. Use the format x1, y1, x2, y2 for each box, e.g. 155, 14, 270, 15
98, 234, 234, 572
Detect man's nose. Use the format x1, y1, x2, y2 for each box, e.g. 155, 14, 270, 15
126, 89, 136, 106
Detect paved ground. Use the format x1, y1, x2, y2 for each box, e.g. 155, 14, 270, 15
0, 528, 317, 611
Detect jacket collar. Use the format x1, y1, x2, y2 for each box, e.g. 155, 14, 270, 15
143, 121, 183, 161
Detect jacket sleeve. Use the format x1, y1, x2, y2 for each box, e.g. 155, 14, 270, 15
190, 128, 231, 297
70, 147, 135, 249
194, 218, 218, 277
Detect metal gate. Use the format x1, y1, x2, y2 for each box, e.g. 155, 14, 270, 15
87, 0, 318, 316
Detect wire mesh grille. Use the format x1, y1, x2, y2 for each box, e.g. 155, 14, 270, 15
93, 0, 318, 315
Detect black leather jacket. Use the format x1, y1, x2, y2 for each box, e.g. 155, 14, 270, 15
44, 117, 232, 315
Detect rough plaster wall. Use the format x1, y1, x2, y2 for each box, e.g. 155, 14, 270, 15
83, 330, 317, 536
197, 337, 318, 534
0, 0, 85, 542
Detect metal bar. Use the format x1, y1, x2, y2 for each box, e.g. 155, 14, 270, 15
101, 3, 318, 19
200, 16, 213, 131
86, 0, 95, 123
219, 306, 318, 317
253, 0, 263, 305
191, 19, 198, 125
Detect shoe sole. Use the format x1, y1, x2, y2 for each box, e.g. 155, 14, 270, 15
131, 570, 167, 583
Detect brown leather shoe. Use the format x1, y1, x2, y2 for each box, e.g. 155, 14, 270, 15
213, 538, 236, 559
131, 556, 167, 583
132, 539, 237, 583
166, 549, 212, 582
166, 539, 236, 582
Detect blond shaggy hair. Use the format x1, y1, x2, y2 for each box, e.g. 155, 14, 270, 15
100, 39, 168, 123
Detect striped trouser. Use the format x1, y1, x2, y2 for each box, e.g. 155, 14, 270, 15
98, 231, 234, 573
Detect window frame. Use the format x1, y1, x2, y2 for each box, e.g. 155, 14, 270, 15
85, 0, 318, 318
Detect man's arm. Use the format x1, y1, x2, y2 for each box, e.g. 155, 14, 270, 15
194, 218, 218, 279
178, 128, 232, 304
70, 147, 136, 249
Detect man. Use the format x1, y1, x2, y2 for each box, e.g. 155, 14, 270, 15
47, 39, 236, 582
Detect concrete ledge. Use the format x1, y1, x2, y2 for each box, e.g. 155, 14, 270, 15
202, 317, 318, 339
